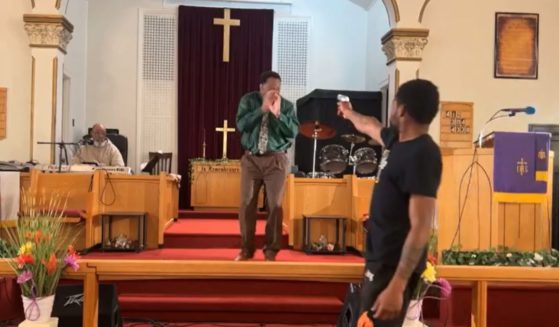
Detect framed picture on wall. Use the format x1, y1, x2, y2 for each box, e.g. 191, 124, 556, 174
494, 12, 539, 79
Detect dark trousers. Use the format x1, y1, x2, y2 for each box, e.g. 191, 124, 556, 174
360, 262, 419, 327
239, 152, 289, 256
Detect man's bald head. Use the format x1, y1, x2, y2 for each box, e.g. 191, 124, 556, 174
91, 123, 107, 143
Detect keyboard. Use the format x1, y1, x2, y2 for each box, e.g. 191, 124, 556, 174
36, 164, 132, 174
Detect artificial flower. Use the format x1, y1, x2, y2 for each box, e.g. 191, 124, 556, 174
437, 278, 452, 298
534, 253, 544, 262
17, 270, 33, 284
42, 254, 57, 274
16, 254, 34, 268
34, 230, 43, 243
428, 254, 438, 265
64, 252, 80, 272
421, 261, 436, 283
18, 242, 34, 256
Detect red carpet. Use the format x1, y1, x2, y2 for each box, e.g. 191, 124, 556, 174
179, 210, 267, 220
164, 219, 288, 249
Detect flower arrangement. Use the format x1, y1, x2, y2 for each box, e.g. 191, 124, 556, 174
2, 194, 82, 322
412, 254, 452, 301
405, 234, 452, 325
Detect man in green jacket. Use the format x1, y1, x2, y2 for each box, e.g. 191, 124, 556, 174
235, 71, 299, 261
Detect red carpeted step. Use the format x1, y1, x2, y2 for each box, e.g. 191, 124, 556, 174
164, 219, 288, 249
120, 311, 339, 324
119, 294, 343, 313
115, 279, 347, 324
178, 210, 267, 220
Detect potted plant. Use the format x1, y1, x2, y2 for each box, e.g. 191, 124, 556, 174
2, 194, 81, 323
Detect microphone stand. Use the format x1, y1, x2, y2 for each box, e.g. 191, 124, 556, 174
37, 141, 79, 173
476, 110, 511, 148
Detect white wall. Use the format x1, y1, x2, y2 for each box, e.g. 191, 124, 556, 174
86, 0, 370, 168
365, 0, 389, 90
421, 0, 559, 143
290, 0, 369, 91
64, 0, 89, 142
0, 0, 32, 162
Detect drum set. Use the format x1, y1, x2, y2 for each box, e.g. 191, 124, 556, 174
299, 121, 379, 178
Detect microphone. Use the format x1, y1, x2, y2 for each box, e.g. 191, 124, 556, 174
79, 138, 93, 145
500, 106, 536, 115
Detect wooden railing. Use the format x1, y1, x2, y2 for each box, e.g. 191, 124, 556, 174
2, 260, 559, 327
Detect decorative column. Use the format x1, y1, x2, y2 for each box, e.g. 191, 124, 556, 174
24, 0, 73, 163
381, 28, 429, 104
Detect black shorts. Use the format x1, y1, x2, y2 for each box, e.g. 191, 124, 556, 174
359, 262, 420, 327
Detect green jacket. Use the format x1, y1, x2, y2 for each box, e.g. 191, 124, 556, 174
236, 91, 299, 153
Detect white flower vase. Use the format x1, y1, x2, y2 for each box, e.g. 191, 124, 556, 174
21, 295, 55, 323
403, 299, 428, 327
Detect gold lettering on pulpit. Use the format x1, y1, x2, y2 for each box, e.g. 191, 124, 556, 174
213, 9, 240, 62
215, 120, 236, 159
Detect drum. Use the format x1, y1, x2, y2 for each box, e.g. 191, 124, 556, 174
319, 144, 348, 174
354, 147, 378, 175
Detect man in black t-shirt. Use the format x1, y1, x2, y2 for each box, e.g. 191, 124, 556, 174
338, 79, 442, 327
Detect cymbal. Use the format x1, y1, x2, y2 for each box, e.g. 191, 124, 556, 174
299, 121, 336, 140
368, 138, 381, 146
340, 134, 366, 144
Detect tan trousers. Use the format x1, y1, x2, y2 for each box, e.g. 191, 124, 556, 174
239, 151, 289, 256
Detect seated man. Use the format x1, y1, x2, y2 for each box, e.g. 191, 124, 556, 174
72, 123, 125, 167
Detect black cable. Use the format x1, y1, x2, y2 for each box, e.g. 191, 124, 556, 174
99, 171, 117, 206
449, 147, 493, 251
449, 147, 478, 249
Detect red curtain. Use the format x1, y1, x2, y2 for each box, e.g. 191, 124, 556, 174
177, 6, 273, 208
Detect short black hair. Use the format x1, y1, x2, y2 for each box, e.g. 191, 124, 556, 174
259, 71, 281, 84
395, 79, 440, 125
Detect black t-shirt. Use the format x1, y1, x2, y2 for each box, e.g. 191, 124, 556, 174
365, 127, 442, 273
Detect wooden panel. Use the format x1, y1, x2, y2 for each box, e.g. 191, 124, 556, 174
190, 160, 263, 210
438, 148, 553, 255
21, 171, 179, 250
471, 280, 488, 327
438, 148, 495, 252
440, 102, 473, 149
0, 88, 6, 139
33, 171, 92, 211
284, 175, 353, 250
96, 174, 161, 249
351, 176, 374, 252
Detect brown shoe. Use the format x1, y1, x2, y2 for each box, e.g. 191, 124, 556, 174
234, 253, 252, 261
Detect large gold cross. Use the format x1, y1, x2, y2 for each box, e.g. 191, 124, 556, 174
213, 9, 240, 62
215, 120, 236, 159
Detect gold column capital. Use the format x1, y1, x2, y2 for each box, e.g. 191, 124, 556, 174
23, 14, 74, 54
381, 28, 429, 65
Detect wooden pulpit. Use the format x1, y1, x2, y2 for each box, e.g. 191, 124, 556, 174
438, 147, 554, 255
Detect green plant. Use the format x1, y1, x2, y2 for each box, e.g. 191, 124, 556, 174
0, 238, 16, 258
442, 248, 559, 267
